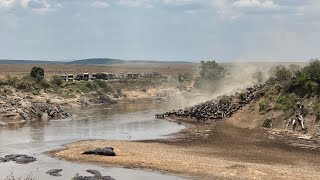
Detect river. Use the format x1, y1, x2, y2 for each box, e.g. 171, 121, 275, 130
0, 103, 187, 180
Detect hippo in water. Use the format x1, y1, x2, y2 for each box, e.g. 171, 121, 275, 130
46, 169, 63, 176
0, 154, 36, 164
82, 147, 116, 156
72, 169, 116, 180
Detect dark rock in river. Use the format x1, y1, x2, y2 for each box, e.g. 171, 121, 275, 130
82, 147, 116, 156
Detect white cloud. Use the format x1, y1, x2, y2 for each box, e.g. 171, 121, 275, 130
0, 0, 62, 13
116, 0, 153, 7
114, 0, 203, 7
161, 0, 199, 6
91, 0, 110, 8
0, 0, 15, 8
20, 0, 62, 13
232, 0, 279, 9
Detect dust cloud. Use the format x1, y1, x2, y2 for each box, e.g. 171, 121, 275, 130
166, 62, 276, 110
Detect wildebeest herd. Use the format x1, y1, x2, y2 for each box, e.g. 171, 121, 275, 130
155, 84, 265, 122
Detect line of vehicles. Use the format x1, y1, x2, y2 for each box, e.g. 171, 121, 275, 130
61, 72, 161, 81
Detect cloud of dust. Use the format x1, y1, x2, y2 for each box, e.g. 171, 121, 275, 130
166, 62, 275, 110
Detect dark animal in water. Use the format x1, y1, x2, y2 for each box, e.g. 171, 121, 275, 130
46, 169, 63, 176
0, 154, 36, 164
72, 169, 116, 180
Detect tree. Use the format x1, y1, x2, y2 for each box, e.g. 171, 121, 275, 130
30, 67, 45, 82
199, 60, 225, 80
302, 59, 320, 83
272, 65, 291, 82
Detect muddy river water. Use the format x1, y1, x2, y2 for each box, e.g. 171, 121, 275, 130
0, 103, 187, 179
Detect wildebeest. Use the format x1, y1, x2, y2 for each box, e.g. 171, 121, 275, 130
155, 84, 264, 123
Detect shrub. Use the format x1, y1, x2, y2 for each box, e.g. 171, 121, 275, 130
302, 59, 320, 83
272, 65, 291, 82
5, 75, 19, 86
16, 80, 35, 91
16, 76, 37, 91
258, 99, 271, 112
313, 101, 320, 123
50, 75, 63, 87
30, 67, 45, 82
275, 93, 299, 112
85, 81, 97, 90
93, 80, 112, 92
305, 80, 318, 93
39, 80, 50, 89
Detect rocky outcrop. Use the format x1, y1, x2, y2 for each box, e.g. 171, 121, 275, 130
26, 102, 71, 120
0, 95, 71, 126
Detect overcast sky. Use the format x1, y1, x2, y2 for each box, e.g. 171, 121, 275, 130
0, 0, 319, 61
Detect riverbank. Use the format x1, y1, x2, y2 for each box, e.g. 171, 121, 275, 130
49, 106, 320, 180
0, 82, 189, 127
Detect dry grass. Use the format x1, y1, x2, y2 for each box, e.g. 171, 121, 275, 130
0, 63, 199, 78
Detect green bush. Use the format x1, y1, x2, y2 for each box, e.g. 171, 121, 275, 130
305, 80, 318, 93
313, 101, 320, 123
93, 80, 112, 92
302, 59, 320, 82
5, 75, 19, 86
16, 80, 35, 91
258, 99, 270, 112
50, 75, 64, 87
275, 93, 299, 112
272, 65, 291, 82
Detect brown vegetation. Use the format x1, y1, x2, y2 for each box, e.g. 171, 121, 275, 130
0, 63, 199, 78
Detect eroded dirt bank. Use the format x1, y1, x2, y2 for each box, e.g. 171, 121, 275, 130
50, 108, 320, 180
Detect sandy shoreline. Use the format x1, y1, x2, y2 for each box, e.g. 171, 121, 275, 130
49, 112, 320, 180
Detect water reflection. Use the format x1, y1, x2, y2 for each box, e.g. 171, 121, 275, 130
0, 102, 187, 179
